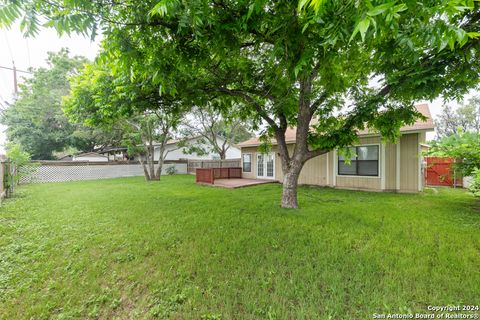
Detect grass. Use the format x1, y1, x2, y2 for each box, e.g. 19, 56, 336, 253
0, 175, 479, 319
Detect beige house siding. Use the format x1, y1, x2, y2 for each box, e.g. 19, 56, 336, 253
399, 134, 419, 192
241, 147, 258, 179
240, 132, 424, 193
297, 153, 329, 185
384, 142, 397, 191
336, 176, 381, 190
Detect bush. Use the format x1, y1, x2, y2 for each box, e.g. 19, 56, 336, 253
469, 168, 480, 197
5, 142, 33, 186
6, 142, 31, 167
165, 165, 177, 175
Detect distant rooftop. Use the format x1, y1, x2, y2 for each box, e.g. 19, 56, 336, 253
238, 104, 434, 147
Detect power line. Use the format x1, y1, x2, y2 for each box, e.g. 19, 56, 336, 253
0, 65, 32, 74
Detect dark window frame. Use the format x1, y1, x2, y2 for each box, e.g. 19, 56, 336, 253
338, 145, 379, 177
242, 153, 252, 172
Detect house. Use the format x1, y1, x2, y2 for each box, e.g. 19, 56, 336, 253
72, 152, 109, 162
155, 136, 241, 161
237, 104, 435, 193
97, 147, 130, 161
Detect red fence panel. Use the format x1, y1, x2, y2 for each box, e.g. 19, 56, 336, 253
425, 157, 461, 187
196, 168, 214, 184
196, 167, 243, 184
228, 167, 242, 178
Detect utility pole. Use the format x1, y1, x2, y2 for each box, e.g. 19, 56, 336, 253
0, 63, 32, 97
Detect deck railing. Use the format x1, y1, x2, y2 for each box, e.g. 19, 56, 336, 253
196, 167, 242, 184
188, 158, 241, 174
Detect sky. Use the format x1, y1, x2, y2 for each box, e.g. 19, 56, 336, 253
0, 21, 477, 154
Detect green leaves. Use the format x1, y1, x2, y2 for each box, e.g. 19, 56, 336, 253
298, 0, 328, 13
366, 1, 396, 16
350, 16, 372, 42
0, 1, 23, 28
149, 0, 180, 17
294, 50, 313, 78
349, 1, 409, 42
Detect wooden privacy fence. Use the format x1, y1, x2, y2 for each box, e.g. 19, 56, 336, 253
424, 157, 462, 187
187, 158, 241, 174
196, 167, 242, 184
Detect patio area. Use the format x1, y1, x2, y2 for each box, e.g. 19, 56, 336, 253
195, 167, 277, 188
212, 178, 277, 189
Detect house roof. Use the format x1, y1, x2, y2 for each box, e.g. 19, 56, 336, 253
154, 135, 239, 148
97, 147, 128, 154
73, 152, 108, 158
238, 104, 435, 148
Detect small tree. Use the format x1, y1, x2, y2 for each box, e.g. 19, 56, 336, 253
122, 112, 181, 181
181, 105, 252, 159
64, 63, 185, 181
5, 142, 32, 192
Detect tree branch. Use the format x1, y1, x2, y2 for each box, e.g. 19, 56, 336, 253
217, 87, 278, 129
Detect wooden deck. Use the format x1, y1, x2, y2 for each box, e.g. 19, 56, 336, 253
211, 178, 277, 189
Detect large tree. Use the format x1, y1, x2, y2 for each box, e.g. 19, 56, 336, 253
0, 49, 122, 159
4, 0, 480, 207
435, 96, 480, 138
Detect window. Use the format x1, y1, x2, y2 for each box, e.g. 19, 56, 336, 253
338, 145, 379, 176
243, 153, 252, 172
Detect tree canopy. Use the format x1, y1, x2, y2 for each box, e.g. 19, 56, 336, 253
64, 61, 186, 180
0, 49, 123, 159
181, 106, 252, 159
435, 96, 480, 138
3, 0, 480, 207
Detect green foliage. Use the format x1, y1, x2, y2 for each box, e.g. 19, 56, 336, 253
181, 106, 252, 159
5, 142, 30, 167
5, 0, 480, 205
0, 49, 121, 159
435, 96, 480, 138
469, 168, 480, 197
429, 131, 480, 177
4, 142, 34, 186
1, 176, 479, 318
165, 165, 177, 175
64, 61, 187, 180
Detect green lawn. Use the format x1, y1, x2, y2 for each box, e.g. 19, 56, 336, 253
0, 175, 479, 319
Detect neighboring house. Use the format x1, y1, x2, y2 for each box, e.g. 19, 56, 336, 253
72, 152, 109, 162
238, 104, 434, 193
58, 155, 73, 161
97, 147, 129, 161
155, 136, 241, 161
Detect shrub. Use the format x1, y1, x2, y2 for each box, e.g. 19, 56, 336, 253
469, 168, 480, 197
5, 143, 33, 187
165, 166, 177, 175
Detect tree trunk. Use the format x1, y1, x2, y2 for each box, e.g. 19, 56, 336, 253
280, 161, 303, 209
153, 142, 167, 181
139, 157, 151, 180
220, 149, 226, 160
